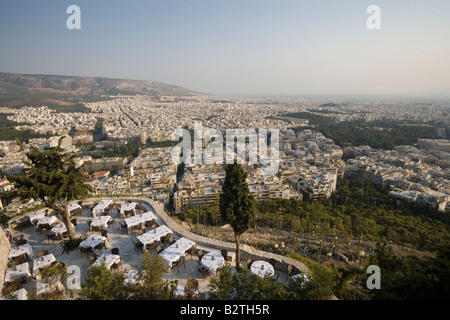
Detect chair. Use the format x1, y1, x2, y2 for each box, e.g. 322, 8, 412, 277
36, 250, 49, 259
94, 241, 107, 254
70, 218, 78, 230
119, 220, 128, 233
286, 265, 297, 280
60, 240, 74, 255
108, 218, 116, 228
161, 233, 171, 244
197, 250, 205, 261
186, 247, 196, 260
101, 230, 108, 240
87, 219, 93, 228
13, 234, 27, 247
221, 249, 228, 261
111, 248, 119, 255
144, 219, 152, 227
88, 252, 98, 265
111, 259, 123, 272
168, 236, 176, 247
21, 217, 34, 228
8, 254, 27, 267
131, 225, 142, 234
269, 258, 277, 268
156, 245, 164, 255
46, 233, 60, 245
198, 266, 210, 279
5, 278, 23, 291
79, 246, 92, 258
147, 241, 157, 254
131, 237, 144, 253
246, 259, 254, 268
10, 220, 25, 231
174, 256, 186, 273
190, 279, 199, 291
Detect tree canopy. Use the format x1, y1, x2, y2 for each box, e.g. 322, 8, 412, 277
10, 138, 92, 240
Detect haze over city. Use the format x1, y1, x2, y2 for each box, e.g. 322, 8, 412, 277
0, 0, 449, 98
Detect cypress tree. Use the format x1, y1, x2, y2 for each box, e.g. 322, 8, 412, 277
219, 162, 257, 270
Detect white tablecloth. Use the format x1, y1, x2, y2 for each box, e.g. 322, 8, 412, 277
124, 270, 140, 285
27, 210, 46, 225
159, 237, 196, 269
33, 254, 56, 277
90, 215, 111, 230
0, 288, 28, 300
120, 202, 137, 217
137, 225, 172, 250
250, 260, 274, 278
51, 223, 74, 237
36, 215, 58, 228
68, 203, 82, 214
4, 262, 31, 284
36, 279, 65, 297
79, 234, 109, 249
9, 243, 34, 260
201, 252, 225, 275
125, 211, 156, 234
290, 274, 310, 288
91, 253, 121, 269
92, 200, 113, 216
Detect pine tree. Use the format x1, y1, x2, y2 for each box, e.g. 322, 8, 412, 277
219, 162, 257, 270
10, 137, 92, 242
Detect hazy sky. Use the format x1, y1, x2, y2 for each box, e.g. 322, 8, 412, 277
1, 0, 449, 98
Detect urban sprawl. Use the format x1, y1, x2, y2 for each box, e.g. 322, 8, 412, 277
1, 95, 449, 214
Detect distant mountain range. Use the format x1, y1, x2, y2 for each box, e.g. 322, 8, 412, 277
0, 72, 198, 107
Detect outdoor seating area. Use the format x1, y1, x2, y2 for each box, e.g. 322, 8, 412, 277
3, 198, 293, 299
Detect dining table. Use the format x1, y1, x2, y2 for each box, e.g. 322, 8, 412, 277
90, 215, 111, 230
124, 270, 140, 286
137, 225, 172, 251
201, 252, 225, 275
4, 262, 32, 284
27, 210, 46, 226
36, 278, 65, 297
67, 202, 82, 215
91, 253, 121, 270
120, 202, 138, 217
125, 211, 156, 234
159, 237, 196, 270
250, 260, 274, 278
32, 253, 56, 278
36, 215, 59, 229
92, 200, 113, 217
0, 288, 28, 300
8, 243, 34, 261
79, 234, 109, 249
50, 222, 74, 237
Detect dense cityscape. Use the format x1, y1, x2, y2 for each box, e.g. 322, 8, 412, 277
1, 95, 449, 214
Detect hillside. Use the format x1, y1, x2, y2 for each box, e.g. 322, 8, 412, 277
0, 72, 198, 107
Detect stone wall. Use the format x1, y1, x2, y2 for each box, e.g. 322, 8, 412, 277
0, 227, 11, 295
